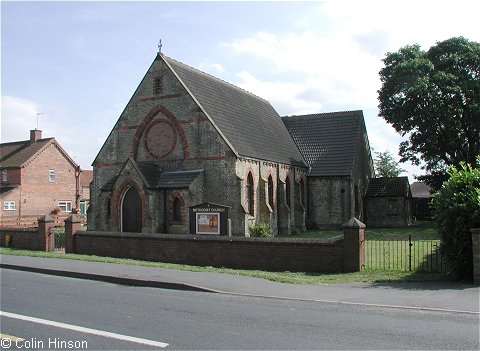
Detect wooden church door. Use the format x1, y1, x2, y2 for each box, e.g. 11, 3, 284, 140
121, 186, 142, 233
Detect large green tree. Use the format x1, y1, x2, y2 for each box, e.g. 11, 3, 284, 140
374, 150, 406, 177
378, 37, 480, 189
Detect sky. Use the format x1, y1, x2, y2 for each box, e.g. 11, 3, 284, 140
2, 0, 479, 182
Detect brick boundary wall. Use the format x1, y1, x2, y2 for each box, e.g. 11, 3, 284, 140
471, 228, 480, 284
0, 216, 55, 251
69, 231, 345, 272
66, 217, 366, 273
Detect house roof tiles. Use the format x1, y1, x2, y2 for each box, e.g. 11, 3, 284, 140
0, 139, 54, 168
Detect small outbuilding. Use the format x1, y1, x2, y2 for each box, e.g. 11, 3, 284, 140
364, 177, 412, 227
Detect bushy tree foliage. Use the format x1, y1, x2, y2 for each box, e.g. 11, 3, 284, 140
248, 222, 273, 237
374, 150, 406, 177
432, 157, 480, 280
378, 37, 480, 189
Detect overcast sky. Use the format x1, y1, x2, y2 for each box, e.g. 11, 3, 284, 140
2, 1, 479, 181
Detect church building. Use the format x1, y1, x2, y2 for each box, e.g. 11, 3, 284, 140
90, 52, 374, 236
90, 53, 308, 236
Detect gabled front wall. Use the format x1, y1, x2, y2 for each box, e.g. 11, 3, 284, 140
0, 143, 77, 224
91, 55, 307, 235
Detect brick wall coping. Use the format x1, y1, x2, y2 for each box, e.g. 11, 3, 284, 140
0, 228, 37, 234
77, 231, 343, 245
471, 228, 480, 234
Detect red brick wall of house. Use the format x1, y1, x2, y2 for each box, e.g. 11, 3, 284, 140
1, 143, 77, 225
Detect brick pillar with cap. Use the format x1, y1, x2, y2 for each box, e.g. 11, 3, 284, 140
65, 215, 82, 254
38, 215, 55, 251
343, 217, 366, 272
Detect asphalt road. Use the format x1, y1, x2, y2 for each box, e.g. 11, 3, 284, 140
1, 269, 478, 350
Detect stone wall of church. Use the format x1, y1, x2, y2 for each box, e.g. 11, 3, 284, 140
234, 158, 307, 236
307, 176, 353, 229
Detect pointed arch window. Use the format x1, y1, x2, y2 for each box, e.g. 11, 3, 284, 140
300, 178, 305, 207
285, 175, 291, 208
173, 196, 182, 222
246, 172, 254, 216
268, 175, 274, 208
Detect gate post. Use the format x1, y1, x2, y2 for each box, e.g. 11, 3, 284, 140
342, 217, 366, 272
38, 215, 55, 252
65, 215, 82, 254
471, 228, 480, 283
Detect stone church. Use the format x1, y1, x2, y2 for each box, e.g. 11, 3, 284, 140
90, 53, 373, 236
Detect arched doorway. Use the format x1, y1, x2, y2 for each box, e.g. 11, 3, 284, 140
121, 186, 142, 233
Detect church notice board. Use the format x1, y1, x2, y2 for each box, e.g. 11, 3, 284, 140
189, 203, 229, 235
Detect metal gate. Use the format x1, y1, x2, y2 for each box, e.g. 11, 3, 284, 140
54, 228, 65, 251
364, 235, 447, 272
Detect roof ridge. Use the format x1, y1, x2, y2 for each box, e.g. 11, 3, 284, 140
163, 55, 270, 104
283, 110, 363, 119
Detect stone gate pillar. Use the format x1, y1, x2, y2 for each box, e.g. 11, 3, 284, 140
343, 217, 366, 272
65, 215, 82, 254
38, 215, 55, 252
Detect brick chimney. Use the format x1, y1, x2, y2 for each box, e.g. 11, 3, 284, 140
30, 129, 42, 143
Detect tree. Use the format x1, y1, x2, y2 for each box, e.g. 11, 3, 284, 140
378, 37, 480, 189
374, 150, 406, 177
432, 157, 480, 281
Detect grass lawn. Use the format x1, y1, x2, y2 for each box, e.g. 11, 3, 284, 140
0, 246, 453, 285
282, 221, 438, 241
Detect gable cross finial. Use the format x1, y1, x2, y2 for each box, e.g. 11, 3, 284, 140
158, 39, 163, 54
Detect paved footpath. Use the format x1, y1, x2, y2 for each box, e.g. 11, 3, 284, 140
1, 254, 479, 314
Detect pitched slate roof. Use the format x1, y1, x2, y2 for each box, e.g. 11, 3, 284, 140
101, 162, 203, 191
0, 138, 54, 168
282, 111, 367, 176
365, 177, 412, 197
162, 55, 306, 167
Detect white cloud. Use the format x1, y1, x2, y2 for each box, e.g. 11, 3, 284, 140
1, 96, 41, 142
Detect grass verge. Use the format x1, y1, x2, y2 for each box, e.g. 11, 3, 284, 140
0, 247, 453, 285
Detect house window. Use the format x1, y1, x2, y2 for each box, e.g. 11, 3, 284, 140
2, 170, 7, 182
3, 201, 15, 211
268, 175, 274, 208
285, 176, 291, 207
49, 169, 56, 183
58, 201, 72, 213
246, 172, 254, 216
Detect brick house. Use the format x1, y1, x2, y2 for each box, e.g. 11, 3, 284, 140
283, 111, 374, 229
0, 129, 82, 227
79, 170, 93, 215
91, 53, 308, 236
364, 177, 412, 227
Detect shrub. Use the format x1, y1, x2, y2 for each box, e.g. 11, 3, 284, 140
432, 157, 480, 280
248, 222, 273, 238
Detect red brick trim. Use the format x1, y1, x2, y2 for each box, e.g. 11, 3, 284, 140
133, 92, 189, 103
130, 105, 190, 160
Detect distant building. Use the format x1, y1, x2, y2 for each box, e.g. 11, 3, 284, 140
410, 181, 433, 220
79, 170, 93, 215
0, 129, 83, 227
364, 177, 412, 227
